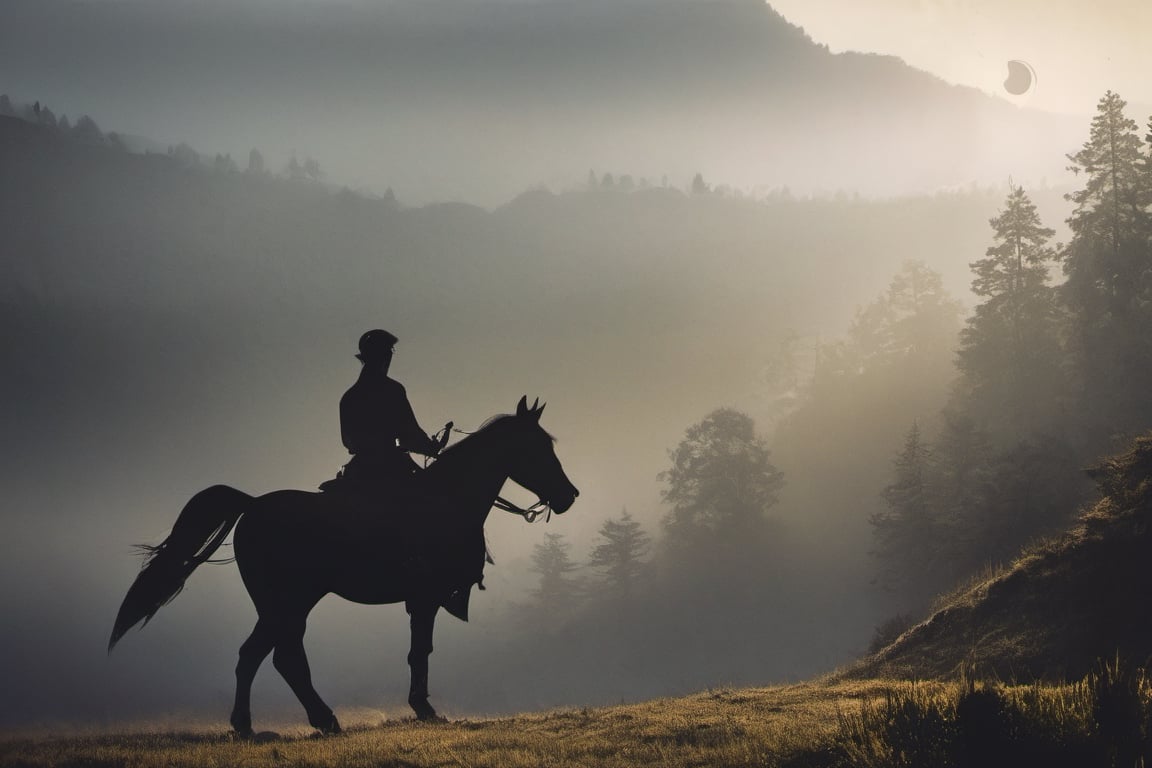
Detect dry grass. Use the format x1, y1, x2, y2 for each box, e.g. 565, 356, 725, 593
5, 670, 1148, 767
0, 679, 892, 768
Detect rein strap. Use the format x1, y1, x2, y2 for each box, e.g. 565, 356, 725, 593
493, 496, 552, 523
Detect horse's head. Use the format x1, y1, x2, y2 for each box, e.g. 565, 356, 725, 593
506, 396, 579, 514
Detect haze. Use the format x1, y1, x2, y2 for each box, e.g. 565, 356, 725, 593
0, 0, 1108, 204
0, 0, 1147, 732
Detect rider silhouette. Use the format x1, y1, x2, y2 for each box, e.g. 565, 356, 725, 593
338, 329, 443, 499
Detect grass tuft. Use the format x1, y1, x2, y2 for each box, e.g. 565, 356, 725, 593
794, 659, 1152, 767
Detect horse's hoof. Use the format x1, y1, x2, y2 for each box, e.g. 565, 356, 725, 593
310, 712, 342, 735
230, 714, 253, 739
410, 698, 440, 721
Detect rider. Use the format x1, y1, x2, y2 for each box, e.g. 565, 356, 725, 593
338, 329, 445, 500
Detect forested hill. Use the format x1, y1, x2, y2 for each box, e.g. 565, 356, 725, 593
852, 433, 1152, 682
0, 111, 1054, 318
0, 111, 1041, 494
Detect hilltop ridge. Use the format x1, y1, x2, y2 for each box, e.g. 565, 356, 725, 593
1, 0, 1081, 203
852, 433, 1152, 681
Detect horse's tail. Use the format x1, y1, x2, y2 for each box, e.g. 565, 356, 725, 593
108, 484, 250, 652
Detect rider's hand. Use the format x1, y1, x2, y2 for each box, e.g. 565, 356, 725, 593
431, 421, 453, 455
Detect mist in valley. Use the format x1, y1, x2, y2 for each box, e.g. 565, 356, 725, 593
0, 0, 1099, 205
1, 0, 1148, 732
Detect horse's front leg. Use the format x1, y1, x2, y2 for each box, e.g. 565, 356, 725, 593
405, 600, 440, 720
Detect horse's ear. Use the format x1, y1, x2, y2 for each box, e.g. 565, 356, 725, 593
534, 402, 546, 420
516, 395, 529, 417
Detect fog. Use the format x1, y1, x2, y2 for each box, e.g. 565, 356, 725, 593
0, 0, 1088, 205
0, 0, 1143, 732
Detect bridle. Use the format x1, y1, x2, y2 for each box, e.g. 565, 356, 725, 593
431, 422, 557, 523
492, 496, 554, 523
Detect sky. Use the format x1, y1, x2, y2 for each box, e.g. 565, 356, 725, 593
769, 0, 1152, 117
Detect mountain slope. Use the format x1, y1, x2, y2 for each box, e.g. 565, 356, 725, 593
853, 434, 1152, 681
1, 0, 1081, 203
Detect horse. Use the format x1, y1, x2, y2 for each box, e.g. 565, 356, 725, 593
108, 396, 578, 735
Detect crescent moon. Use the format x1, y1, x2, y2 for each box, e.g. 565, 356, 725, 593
1004, 60, 1036, 96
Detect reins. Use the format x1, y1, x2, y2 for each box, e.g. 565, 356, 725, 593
492, 497, 553, 523
431, 423, 554, 523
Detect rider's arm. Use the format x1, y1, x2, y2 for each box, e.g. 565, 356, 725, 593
393, 384, 440, 456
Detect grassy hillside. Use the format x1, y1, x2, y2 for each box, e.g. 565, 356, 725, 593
5, 671, 1151, 767
852, 434, 1152, 682
0, 679, 887, 768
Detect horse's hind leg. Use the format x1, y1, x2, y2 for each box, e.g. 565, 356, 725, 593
406, 601, 440, 720
271, 605, 341, 734
230, 619, 274, 737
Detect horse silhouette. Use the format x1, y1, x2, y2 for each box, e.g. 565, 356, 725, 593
109, 396, 578, 734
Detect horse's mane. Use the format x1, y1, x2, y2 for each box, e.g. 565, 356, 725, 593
434, 413, 554, 463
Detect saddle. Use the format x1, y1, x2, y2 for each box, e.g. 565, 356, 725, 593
318, 471, 489, 621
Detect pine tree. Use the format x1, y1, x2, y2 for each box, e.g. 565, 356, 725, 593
870, 422, 940, 609
1062, 91, 1152, 433
168, 142, 198, 167
588, 509, 650, 599
247, 148, 265, 175
840, 261, 962, 379
930, 411, 993, 579
956, 185, 1063, 435
36, 105, 57, 130
72, 115, 103, 144
1144, 115, 1152, 178
529, 532, 581, 610
286, 156, 304, 180
970, 186, 1056, 303
303, 157, 323, 181
1065, 92, 1149, 292
885, 261, 963, 363
979, 436, 1085, 564
213, 153, 238, 174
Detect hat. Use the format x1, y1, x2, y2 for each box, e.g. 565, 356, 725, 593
356, 329, 398, 363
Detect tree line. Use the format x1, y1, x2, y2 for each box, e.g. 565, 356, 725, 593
871, 90, 1152, 616
525, 90, 1152, 656
0, 94, 122, 149
0, 93, 327, 184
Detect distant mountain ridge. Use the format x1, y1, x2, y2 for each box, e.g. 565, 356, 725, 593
0, 0, 1083, 203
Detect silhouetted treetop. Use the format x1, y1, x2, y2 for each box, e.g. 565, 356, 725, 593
588, 509, 650, 598
661, 408, 782, 543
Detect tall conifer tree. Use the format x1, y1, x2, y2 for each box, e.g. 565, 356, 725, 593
530, 532, 581, 610
956, 185, 1062, 435
1062, 91, 1152, 433
870, 422, 939, 609
588, 509, 650, 599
